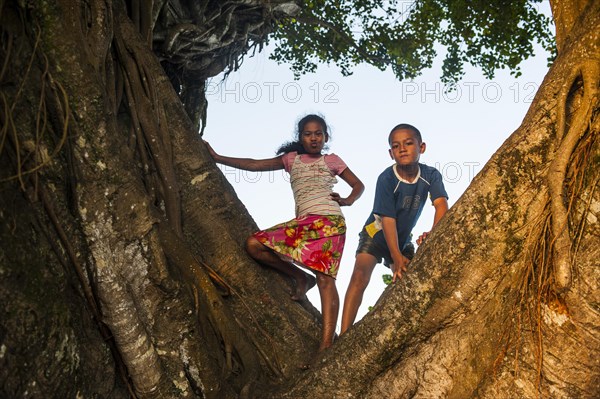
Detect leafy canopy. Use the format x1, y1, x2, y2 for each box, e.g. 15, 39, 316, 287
270, 0, 554, 84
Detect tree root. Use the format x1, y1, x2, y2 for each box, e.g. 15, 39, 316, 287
113, 4, 183, 235
186, 249, 284, 378
158, 224, 263, 393
547, 60, 599, 292
26, 176, 137, 398
509, 60, 600, 393
0, 29, 69, 188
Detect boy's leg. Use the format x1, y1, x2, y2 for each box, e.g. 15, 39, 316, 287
245, 236, 316, 299
340, 253, 378, 334
315, 272, 339, 352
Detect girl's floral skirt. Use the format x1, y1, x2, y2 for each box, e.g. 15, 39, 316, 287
252, 214, 346, 278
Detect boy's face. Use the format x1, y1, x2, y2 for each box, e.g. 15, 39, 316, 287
388, 129, 426, 166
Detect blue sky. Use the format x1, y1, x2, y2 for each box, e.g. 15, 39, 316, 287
203, 23, 552, 329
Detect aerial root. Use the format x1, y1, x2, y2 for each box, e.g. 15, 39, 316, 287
546, 61, 599, 292
505, 60, 600, 393
158, 225, 262, 384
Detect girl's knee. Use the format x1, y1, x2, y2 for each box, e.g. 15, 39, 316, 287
245, 236, 262, 258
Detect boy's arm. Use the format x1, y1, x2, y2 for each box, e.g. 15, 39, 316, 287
381, 216, 410, 282
416, 197, 449, 245
432, 196, 449, 225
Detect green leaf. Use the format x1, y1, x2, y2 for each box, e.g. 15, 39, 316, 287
382, 274, 392, 285
269, 0, 554, 83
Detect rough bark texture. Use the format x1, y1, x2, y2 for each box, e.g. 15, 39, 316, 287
1, 1, 317, 398
276, 1, 600, 397
1, 0, 598, 398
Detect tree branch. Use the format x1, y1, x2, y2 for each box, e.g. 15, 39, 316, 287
293, 14, 391, 67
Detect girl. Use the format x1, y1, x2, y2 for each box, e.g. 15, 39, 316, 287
205, 114, 364, 352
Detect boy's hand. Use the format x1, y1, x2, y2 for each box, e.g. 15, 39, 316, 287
390, 255, 410, 283
417, 231, 430, 245
330, 192, 353, 206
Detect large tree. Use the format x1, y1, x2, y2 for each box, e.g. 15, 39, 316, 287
0, 1, 598, 398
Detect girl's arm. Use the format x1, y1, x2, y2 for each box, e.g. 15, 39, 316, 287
416, 197, 449, 245
205, 141, 285, 172
331, 167, 365, 206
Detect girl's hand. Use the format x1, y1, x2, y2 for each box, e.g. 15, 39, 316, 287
330, 192, 354, 206
338, 167, 364, 206
390, 254, 410, 283
203, 140, 218, 159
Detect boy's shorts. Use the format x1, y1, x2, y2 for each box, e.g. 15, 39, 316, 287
356, 229, 415, 267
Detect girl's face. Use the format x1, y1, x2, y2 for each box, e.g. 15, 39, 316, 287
389, 129, 426, 166
300, 121, 328, 154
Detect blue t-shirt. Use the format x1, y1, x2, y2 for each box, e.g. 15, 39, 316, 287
363, 163, 448, 249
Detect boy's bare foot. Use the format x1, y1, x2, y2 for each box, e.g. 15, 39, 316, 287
291, 273, 316, 301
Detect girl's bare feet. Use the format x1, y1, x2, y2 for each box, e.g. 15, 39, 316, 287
291, 273, 317, 300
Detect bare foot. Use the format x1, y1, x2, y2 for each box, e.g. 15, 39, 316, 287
317, 343, 331, 352
291, 273, 316, 301
299, 349, 327, 370
318, 334, 337, 352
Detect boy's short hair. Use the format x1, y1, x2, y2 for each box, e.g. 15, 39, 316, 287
388, 123, 422, 145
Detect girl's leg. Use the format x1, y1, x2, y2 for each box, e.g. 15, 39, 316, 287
340, 253, 378, 334
246, 236, 316, 300
315, 272, 339, 352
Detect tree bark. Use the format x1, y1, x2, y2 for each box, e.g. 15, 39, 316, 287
1, 1, 315, 398
276, 2, 600, 397
550, 0, 594, 53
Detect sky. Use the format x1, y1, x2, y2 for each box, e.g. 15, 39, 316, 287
202, 10, 552, 331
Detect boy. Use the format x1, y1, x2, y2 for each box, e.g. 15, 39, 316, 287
340, 124, 448, 333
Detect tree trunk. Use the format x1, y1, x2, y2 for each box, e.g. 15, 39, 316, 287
276, 2, 600, 398
1, 1, 317, 398
0, 0, 598, 398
